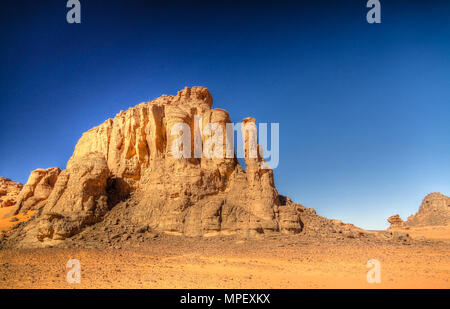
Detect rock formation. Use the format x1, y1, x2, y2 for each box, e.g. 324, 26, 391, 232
388, 192, 450, 229
406, 193, 450, 227
6, 167, 61, 217
387, 214, 405, 229
35, 153, 111, 241
2, 87, 306, 247
0, 178, 22, 208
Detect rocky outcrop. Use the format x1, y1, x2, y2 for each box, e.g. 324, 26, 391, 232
0, 178, 22, 208
388, 193, 450, 229
406, 193, 450, 227
104, 88, 291, 237
2, 87, 303, 247
66, 87, 214, 187
6, 168, 61, 217
387, 214, 405, 229
35, 153, 110, 241
5, 153, 112, 247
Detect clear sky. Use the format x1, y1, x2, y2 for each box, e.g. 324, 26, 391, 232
1, 0, 449, 229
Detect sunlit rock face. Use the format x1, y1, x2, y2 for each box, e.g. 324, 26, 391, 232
0, 177, 23, 208
387, 193, 450, 230
405, 193, 450, 227
35, 153, 110, 241
5, 87, 302, 247
387, 214, 405, 229
7, 168, 61, 216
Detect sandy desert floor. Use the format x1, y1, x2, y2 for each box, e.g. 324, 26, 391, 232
0, 235, 449, 289
392, 226, 450, 241
0, 208, 36, 232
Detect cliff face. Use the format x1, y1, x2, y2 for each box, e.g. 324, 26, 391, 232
4, 87, 302, 247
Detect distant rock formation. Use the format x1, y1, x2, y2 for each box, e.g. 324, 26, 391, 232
388, 192, 450, 229
0, 178, 22, 208
407, 193, 450, 227
387, 214, 405, 229
2, 87, 306, 247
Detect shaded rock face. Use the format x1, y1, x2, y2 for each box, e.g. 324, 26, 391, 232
7, 168, 61, 216
406, 193, 450, 227
3, 87, 302, 247
0, 178, 23, 208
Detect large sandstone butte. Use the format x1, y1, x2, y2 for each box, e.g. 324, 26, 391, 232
2, 87, 308, 248
388, 192, 450, 229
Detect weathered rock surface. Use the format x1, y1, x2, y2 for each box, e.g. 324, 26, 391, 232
2, 87, 308, 248
0, 177, 22, 208
4, 153, 112, 247
65, 87, 288, 238
406, 193, 450, 227
387, 214, 405, 229
388, 192, 450, 229
6, 167, 61, 217
35, 153, 111, 241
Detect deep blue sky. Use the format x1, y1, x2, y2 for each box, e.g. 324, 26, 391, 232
1, 0, 449, 229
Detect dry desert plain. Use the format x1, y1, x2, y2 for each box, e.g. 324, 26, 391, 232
0, 222, 449, 289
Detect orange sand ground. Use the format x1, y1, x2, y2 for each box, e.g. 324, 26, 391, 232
1, 206, 449, 289
0, 208, 36, 232
1, 236, 449, 289
400, 226, 450, 241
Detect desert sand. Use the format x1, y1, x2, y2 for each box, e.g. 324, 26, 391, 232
0, 235, 449, 289
0, 208, 35, 232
